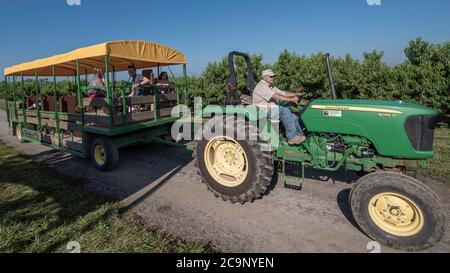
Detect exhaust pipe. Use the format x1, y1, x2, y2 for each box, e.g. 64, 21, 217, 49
325, 53, 337, 100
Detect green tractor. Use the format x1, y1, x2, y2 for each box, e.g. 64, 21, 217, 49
193, 51, 446, 251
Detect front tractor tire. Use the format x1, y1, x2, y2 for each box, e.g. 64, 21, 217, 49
350, 171, 446, 251
195, 117, 274, 204
90, 137, 119, 171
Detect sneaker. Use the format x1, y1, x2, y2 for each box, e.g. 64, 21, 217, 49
288, 135, 306, 145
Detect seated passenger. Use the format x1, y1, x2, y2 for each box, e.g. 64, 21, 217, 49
87, 67, 106, 98
127, 65, 151, 97
156, 71, 175, 94
142, 69, 156, 85
252, 69, 306, 145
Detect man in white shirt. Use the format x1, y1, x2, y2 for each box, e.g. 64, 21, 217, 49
252, 69, 306, 145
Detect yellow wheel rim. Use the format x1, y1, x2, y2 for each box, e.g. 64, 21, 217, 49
204, 136, 248, 188
368, 192, 424, 237
16, 126, 22, 141
94, 145, 106, 165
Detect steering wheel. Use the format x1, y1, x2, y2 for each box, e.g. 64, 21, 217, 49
277, 92, 312, 107
295, 92, 314, 113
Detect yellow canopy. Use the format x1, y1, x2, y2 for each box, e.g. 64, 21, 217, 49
4, 40, 187, 76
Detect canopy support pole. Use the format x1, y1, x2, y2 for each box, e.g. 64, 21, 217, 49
53, 66, 61, 147
35, 69, 41, 131
12, 76, 17, 120
21, 74, 27, 126
4, 76, 10, 127
176, 77, 180, 117
76, 60, 85, 154
85, 70, 88, 91
183, 64, 188, 105
112, 65, 116, 95
76, 60, 82, 113
167, 66, 175, 79
153, 94, 158, 122
104, 56, 113, 128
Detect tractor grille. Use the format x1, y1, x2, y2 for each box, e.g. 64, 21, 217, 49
405, 115, 436, 152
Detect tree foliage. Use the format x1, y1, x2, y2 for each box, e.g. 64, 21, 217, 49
188, 38, 449, 122
173, 54, 270, 106
2, 38, 449, 122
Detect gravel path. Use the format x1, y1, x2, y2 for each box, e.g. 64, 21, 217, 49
1, 111, 448, 253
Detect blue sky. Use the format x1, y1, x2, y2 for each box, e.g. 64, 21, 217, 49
1, 0, 449, 79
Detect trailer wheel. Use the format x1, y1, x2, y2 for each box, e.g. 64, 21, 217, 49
195, 116, 274, 204
15, 124, 28, 143
90, 137, 119, 171
350, 171, 446, 251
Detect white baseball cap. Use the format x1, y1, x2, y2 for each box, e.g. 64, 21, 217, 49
262, 69, 277, 77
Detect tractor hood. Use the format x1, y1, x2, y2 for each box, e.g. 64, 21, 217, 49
302, 99, 437, 158
311, 99, 435, 114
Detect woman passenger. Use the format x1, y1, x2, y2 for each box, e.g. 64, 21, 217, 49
156, 71, 175, 94
87, 67, 106, 98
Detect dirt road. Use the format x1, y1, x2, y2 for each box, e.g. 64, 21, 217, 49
1, 112, 449, 253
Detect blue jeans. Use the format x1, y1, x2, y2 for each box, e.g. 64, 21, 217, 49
279, 106, 303, 141
135, 87, 149, 96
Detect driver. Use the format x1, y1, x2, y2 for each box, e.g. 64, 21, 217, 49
252, 69, 306, 145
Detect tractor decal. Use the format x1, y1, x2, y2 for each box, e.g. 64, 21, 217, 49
311, 105, 402, 114
323, 110, 342, 117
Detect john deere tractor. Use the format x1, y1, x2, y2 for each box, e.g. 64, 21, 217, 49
192, 51, 446, 251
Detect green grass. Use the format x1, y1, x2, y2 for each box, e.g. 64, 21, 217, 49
421, 128, 450, 185
0, 142, 209, 253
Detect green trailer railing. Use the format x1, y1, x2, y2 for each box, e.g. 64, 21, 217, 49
3, 40, 189, 170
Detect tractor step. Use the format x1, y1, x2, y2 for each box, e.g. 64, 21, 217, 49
284, 175, 303, 191
281, 161, 304, 191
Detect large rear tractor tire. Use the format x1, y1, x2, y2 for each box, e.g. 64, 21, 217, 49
90, 137, 119, 171
195, 116, 274, 204
350, 171, 446, 251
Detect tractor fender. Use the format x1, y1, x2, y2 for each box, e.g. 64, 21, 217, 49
199, 105, 280, 151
